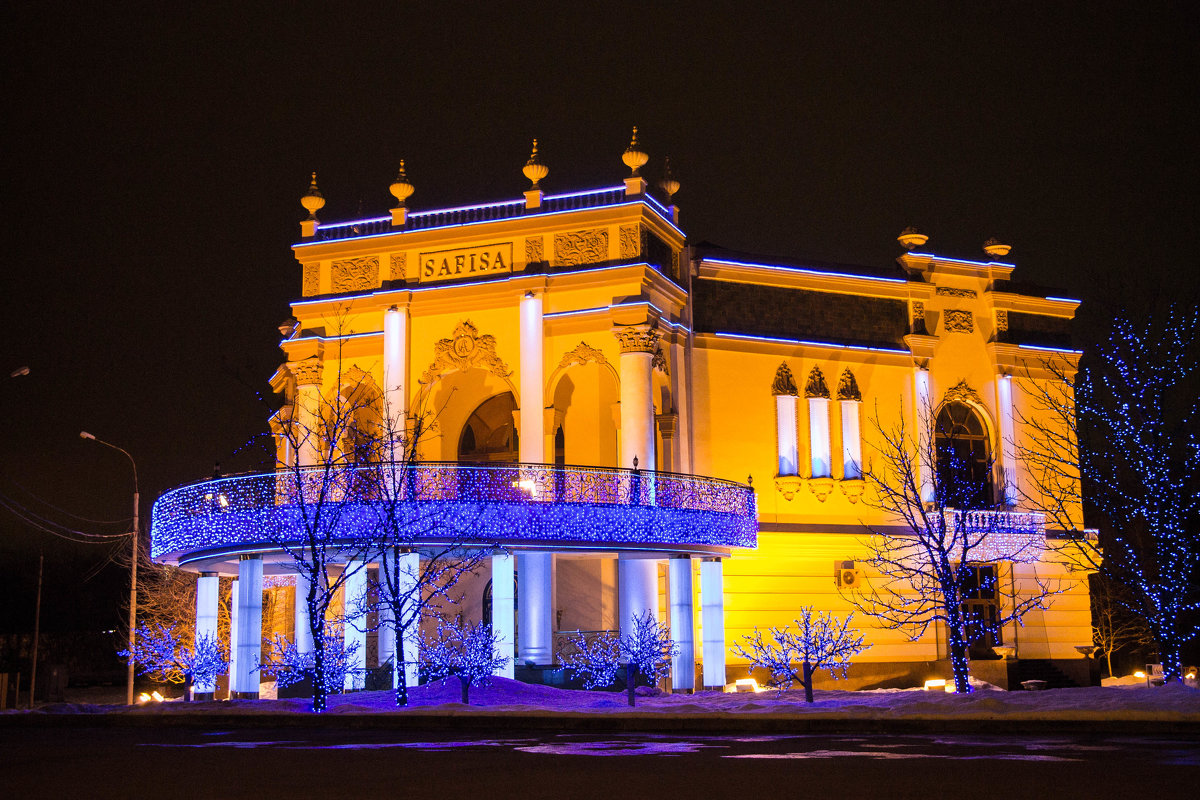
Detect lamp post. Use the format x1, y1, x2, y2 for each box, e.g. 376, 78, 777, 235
80, 431, 139, 706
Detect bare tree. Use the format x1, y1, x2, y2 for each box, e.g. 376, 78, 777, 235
734, 608, 869, 702
1091, 574, 1155, 677
852, 398, 1064, 694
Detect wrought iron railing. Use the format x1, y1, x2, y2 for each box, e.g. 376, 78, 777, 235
150, 462, 757, 559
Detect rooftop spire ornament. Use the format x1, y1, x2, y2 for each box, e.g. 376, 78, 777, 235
301, 172, 325, 221
897, 226, 928, 251
389, 160, 415, 207
622, 126, 649, 176
523, 139, 548, 189
658, 156, 680, 202
983, 237, 1011, 258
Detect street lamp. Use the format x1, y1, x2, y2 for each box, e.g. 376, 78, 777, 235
80, 431, 139, 706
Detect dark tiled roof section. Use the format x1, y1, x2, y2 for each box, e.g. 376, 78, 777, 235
694, 243, 910, 282
992, 278, 1073, 299
692, 279, 910, 348
1004, 312, 1075, 349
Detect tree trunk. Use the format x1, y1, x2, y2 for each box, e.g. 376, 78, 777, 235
394, 620, 409, 707
802, 660, 814, 703
310, 614, 327, 714
460, 675, 469, 704
1106, 649, 1114, 679
627, 663, 639, 707
946, 617, 972, 693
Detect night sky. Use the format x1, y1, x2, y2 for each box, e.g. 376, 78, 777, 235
2, 3, 1197, 631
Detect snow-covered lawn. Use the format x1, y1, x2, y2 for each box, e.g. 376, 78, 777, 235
17, 678, 1200, 722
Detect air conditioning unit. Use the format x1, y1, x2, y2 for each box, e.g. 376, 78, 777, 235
835, 560, 861, 589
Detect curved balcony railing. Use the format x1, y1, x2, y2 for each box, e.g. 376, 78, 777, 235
150, 462, 757, 562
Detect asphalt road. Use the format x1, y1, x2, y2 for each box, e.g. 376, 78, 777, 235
2, 726, 1197, 799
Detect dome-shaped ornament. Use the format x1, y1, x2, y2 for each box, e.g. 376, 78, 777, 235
897, 226, 928, 251
659, 156, 680, 201
622, 126, 649, 176
301, 172, 326, 220
389, 160, 415, 207
983, 237, 1011, 258
523, 139, 549, 188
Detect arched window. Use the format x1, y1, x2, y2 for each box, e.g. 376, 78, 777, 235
458, 392, 519, 463
934, 402, 993, 509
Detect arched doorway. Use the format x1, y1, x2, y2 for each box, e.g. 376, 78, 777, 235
934, 401, 993, 510
458, 392, 519, 463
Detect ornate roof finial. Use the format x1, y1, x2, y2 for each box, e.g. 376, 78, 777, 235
898, 226, 928, 251
301, 172, 325, 220
389, 160, 415, 207
622, 126, 649, 176
523, 139, 549, 189
659, 156, 680, 201
983, 237, 1012, 258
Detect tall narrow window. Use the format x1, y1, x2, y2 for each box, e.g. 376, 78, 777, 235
806, 367, 831, 478
837, 369, 862, 479
935, 401, 993, 509
772, 363, 799, 476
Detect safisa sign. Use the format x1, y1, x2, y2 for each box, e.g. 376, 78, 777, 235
419, 242, 513, 283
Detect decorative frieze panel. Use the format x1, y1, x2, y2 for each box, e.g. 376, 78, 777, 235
389, 253, 407, 281
525, 236, 545, 264
911, 301, 925, 330
943, 309, 974, 333
554, 229, 609, 266
996, 309, 1009, 332
619, 224, 641, 259
936, 287, 977, 298
290, 358, 323, 386
331, 256, 380, 293
420, 320, 512, 384
772, 363, 798, 396
302, 263, 320, 296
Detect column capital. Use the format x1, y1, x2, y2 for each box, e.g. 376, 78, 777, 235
613, 323, 660, 354
289, 357, 323, 386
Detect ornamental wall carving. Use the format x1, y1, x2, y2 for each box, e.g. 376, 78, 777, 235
525, 236, 545, 264
805, 366, 830, 399
836, 369, 862, 401
558, 341, 608, 370
613, 324, 659, 354
771, 362, 798, 396
936, 287, 978, 298
943, 309, 974, 333
651, 347, 669, 376
290, 358, 323, 386
331, 256, 380, 293
420, 320, 512, 384
995, 309, 1009, 331
389, 253, 407, 281
943, 379, 985, 407
912, 301, 925, 326
554, 229, 609, 266
619, 224, 642, 259
302, 262, 320, 296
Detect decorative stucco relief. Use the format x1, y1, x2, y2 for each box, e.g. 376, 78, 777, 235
420, 320, 512, 384
619, 224, 641, 259
613, 324, 659, 354
525, 236, 545, 264
554, 229, 608, 266
302, 262, 320, 296
558, 342, 608, 369
943, 309, 974, 333
389, 253, 407, 281
651, 347, 669, 376
936, 287, 977, 298
805, 366, 830, 399
996, 309, 1009, 331
290, 358, 323, 386
331, 256, 380, 293
836, 369, 862, 401
772, 363, 798, 396
944, 379, 985, 407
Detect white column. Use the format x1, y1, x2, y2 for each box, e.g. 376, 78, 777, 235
228, 578, 239, 695
383, 305, 409, 440
397, 551, 420, 688
775, 395, 798, 475
841, 400, 862, 479
491, 553, 515, 678
700, 557, 726, 689
343, 562, 367, 691
517, 552, 554, 665
292, 360, 324, 467
808, 397, 831, 477
519, 291, 544, 463
294, 571, 313, 655
233, 556, 263, 698
194, 572, 219, 695
914, 367, 934, 503
668, 556, 695, 691
616, 325, 658, 470
618, 554, 658, 641
997, 374, 1018, 505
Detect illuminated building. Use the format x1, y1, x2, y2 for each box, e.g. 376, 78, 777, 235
151, 136, 1093, 696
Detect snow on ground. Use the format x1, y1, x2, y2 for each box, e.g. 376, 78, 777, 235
13, 678, 1200, 721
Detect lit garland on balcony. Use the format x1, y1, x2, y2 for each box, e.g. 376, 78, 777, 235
944, 509, 1047, 563
150, 464, 758, 561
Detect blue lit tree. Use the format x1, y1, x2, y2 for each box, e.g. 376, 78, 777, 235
1022, 307, 1199, 681
120, 622, 228, 697
258, 632, 362, 697
733, 607, 869, 702
420, 617, 508, 704
854, 398, 1066, 694
561, 611, 677, 707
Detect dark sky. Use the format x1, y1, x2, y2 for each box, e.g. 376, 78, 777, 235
2, 2, 1197, 630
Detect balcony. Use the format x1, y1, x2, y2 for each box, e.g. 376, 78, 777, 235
943, 508, 1047, 563
150, 462, 757, 565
